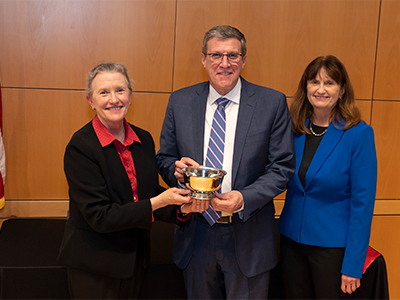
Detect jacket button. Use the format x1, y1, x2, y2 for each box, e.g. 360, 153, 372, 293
302, 192, 305, 196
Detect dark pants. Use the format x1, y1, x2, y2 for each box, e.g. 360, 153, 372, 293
280, 234, 353, 299
67, 266, 144, 299
183, 216, 270, 299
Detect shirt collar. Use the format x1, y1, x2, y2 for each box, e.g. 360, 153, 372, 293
208, 77, 241, 106
92, 115, 141, 147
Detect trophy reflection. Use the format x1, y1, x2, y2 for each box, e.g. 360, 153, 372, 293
179, 166, 227, 200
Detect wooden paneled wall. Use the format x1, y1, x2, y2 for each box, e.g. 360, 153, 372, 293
0, 0, 399, 297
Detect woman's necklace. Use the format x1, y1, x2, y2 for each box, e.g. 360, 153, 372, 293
309, 122, 327, 137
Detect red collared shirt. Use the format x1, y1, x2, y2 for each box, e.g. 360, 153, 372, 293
92, 116, 140, 202
92, 116, 188, 222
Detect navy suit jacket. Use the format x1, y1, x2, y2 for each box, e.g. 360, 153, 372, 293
279, 119, 377, 278
156, 78, 295, 277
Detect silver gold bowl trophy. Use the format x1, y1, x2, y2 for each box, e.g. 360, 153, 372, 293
179, 166, 227, 200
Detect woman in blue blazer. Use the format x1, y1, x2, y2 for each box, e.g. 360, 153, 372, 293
279, 55, 377, 299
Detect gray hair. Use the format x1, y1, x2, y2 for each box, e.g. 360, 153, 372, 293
86, 63, 133, 97
202, 25, 247, 56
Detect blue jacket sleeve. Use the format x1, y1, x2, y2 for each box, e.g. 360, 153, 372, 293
341, 124, 377, 278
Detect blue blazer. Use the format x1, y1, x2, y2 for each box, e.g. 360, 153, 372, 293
156, 78, 295, 277
279, 119, 377, 278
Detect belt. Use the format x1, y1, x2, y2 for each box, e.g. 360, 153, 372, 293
216, 215, 233, 224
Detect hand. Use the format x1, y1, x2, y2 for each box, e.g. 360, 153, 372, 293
150, 187, 191, 211
210, 190, 244, 214
181, 199, 210, 214
174, 157, 200, 183
341, 274, 361, 294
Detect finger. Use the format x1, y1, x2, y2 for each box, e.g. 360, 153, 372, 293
347, 285, 353, 294
210, 197, 221, 208
201, 200, 209, 211
213, 191, 227, 200
192, 199, 204, 212
175, 166, 184, 175
174, 171, 185, 183
181, 193, 192, 201
175, 163, 187, 178
175, 158, 188, 167
195, 200, 201, 208
180, 157, 199, 167
190, 199, 199, 212
341, 282, 347, 294
176, 188, 190, 195
353, 282, 359, 292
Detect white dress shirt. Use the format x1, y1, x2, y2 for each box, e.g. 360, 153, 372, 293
203, 79, 241, 197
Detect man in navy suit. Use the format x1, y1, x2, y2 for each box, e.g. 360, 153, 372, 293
156, 25, 295, 299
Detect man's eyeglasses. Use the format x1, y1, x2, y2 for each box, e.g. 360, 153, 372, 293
204, 53, 243, 63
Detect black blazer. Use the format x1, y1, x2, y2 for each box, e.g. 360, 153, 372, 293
58, 121, 183, 279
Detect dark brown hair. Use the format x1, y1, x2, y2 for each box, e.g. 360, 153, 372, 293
291, 55, 361, 134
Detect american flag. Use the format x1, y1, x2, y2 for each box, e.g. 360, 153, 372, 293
0, 80, 5, 209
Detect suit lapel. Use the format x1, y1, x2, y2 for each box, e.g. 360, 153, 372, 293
293, 131, 307, 190
192, 84, 209, 163
130, 140, 145, 200
304, 121, 344, 188
232, 79, 256, 187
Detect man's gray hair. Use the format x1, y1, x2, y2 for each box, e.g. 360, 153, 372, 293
202, 25, 247, 56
